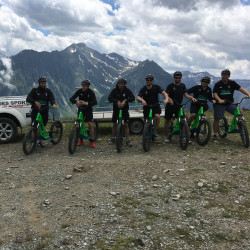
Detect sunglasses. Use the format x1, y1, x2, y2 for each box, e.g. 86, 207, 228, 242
146, 79, 153, 82
174, 77, 181, 79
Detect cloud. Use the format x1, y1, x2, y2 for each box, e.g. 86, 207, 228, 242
0, 57, 17, 91
2, 0, 114, 35
0, 0, 250, 79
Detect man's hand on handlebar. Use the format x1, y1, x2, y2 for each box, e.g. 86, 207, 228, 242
52, 104, 58, 109
35, 101, 41, 109
163, 98, 169, 105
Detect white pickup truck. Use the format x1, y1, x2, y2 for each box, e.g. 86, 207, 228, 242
0, 96, 31, 143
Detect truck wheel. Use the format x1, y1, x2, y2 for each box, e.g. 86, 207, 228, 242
129, 118, 144, 134
0, 118, 18, 143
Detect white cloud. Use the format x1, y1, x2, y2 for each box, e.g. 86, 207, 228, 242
0, 0, 250, 79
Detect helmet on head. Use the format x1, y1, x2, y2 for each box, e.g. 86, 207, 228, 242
145, 74, 154, 80
38, 76, 47, 83
117, 78, 127, 84
221, 69, 231, 75
81, 79, 91, 86
201, 76, 210, 84
173, 71, 182, 77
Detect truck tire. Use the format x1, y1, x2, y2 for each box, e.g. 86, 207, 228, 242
129, 118, 144, 134
0, 117, 18, 143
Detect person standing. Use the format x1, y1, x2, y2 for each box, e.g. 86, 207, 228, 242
26, 76, 57, 146
137, 74, 168, 137
212, 69, 250, 140
108, 78, 135, 146
164, 71, 195, 143
70, 79, 97, 148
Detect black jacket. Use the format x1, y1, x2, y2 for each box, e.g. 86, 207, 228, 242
26, 86, 55, 111
70, 88, 97, 108
108, 85, 135, 110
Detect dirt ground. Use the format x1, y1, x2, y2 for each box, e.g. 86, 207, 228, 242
0, 131, 249, 249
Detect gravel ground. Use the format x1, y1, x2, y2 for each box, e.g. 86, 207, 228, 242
0, 131, 249, 249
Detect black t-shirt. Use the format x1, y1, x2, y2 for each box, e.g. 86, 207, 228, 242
187, 85, 213, 104
213, 80, 241, 104
138, 85, 163, 105
166, 83, 187, 104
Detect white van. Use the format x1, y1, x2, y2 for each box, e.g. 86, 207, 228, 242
0, 96, 31, 143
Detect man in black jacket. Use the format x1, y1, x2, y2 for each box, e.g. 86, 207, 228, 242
108, 78, 135, 146
26, 76, 58, 146
70, 79, 97, 148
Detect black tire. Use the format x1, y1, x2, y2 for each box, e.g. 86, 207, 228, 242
115, 124, 123, 153
23, 127, 37, 155
68, 125, 80, 154
129, 118, 144, 134
50, 121, 63, 145
0, 117, 18, 143
196, 119, 211, 146
238, 120, 249, 148
218, 117, 228, 138
142, 123, 152, 152
87, 120, 98, 141
168, 120, 174, 140
179, 121, 190, 150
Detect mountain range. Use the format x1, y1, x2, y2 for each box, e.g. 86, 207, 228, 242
0, 43, 249, 117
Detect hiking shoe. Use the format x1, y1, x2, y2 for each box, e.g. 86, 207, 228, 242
109, 138, 115, 145
90, 141, 95, 148
126, 140, 132, 147
37, 141, 44, 147
77, 139, 83, 146
152, 131, 158, 137
164, 137, 170, 143
212, 134, 217, 140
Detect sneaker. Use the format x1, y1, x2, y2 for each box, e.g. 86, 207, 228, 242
109, 138, 115, 145
37, 141, 44, 147
152, 131, 158, 137
212, 134, 217, 140
90, 141, 95, 148
126, 140, 132, 147
164, 137, 170, 143
77, 139, 83, 146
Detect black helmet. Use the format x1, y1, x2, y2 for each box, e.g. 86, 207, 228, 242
201, 76, 210, 83
38, 76, 47, 82
145, 74, 154, 80
117, 78, 127, 84
221, 69, 231, 75
173, 71, 182, 77
81, 79, 91, 86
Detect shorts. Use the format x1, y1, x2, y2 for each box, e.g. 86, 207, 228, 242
78, 108, 93, 122
190, 103, 208, 114
112, 109, 129, 123
143, 104, 161, 119
31, 110, 48, 126
165, 104, 181, 120
213, 103, 236, 120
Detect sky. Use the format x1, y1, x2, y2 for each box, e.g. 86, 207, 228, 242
0, 0, 250, 79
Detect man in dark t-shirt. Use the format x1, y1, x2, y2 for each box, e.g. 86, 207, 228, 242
164, 71, 195, 143
212, 69, 250, 140
137, 74, 169, 136
187, 76, 215, 126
